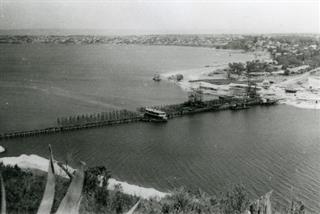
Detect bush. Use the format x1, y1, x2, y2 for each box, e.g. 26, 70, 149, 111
0, 163, 69, 213
0, 163, 138, 214
138, 187, 219, 214
220, 184, 250, 214
81, 167, 138, 214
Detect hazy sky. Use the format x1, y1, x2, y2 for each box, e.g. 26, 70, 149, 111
0, 0, 319, 34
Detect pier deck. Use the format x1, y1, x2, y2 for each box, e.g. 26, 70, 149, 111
0, 97, 275, 140
0, 117, 142, 140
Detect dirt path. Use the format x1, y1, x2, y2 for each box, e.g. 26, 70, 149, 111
278, 67, 320, 87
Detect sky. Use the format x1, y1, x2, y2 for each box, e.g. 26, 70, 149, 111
0, 0, 319, 34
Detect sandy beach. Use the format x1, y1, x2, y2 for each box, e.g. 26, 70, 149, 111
161, 66, 226, 92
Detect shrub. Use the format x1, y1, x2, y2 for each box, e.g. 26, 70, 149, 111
220, 184, 250, 214
0, 163, 139, 214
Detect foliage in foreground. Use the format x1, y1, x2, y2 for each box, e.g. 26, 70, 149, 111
137, 187, 219, 214
0, 163, 138, 214
0, 163, 308, 214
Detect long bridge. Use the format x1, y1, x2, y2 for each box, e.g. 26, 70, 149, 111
0, 97, 274, 140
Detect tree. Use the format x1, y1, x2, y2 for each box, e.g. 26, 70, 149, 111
228, 62, 246, 77
246, 60, 258, 73
84, 166, 111, 194
284, 69, 290, 76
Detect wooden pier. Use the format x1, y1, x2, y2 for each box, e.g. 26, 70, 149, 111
141, 97, 262, 119
0, 109, 142, 140
0, 97, 275, 140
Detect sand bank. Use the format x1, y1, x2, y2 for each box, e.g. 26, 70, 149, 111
0, 154, 73, 178
161, 65, 227, 92
0, 154, 168, 200
108, 178, 168, 200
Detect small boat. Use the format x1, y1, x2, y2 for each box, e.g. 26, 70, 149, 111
153, 74, 161, 81
285, 88, 298, 93
144, 108, 168, 122
230, 103, 250, 110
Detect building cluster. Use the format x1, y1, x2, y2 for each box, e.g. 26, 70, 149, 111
0, 34, 237, 47
0, 34, 319, 56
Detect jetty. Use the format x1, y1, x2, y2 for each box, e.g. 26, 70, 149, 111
0, 109, 142, 140
140, 97, 262, 119
0, 97, 276, 140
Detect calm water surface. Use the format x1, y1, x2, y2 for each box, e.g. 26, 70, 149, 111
0, 44, 319, 212
0, 44, 257, 132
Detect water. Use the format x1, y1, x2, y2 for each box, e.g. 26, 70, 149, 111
0, 44, 320, 212
0, 44, 255, 132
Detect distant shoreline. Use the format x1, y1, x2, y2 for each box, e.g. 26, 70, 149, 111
0, 34, 270, 50
0, 29, 318, 35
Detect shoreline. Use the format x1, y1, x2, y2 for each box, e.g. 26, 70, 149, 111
0, 154, 168, 200
161, 50, 270, 92
162, 62, 320, 110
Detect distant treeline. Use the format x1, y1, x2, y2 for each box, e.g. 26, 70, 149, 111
0, 34, 238, 47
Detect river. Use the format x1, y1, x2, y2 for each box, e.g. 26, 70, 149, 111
0, 44, 319, 212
